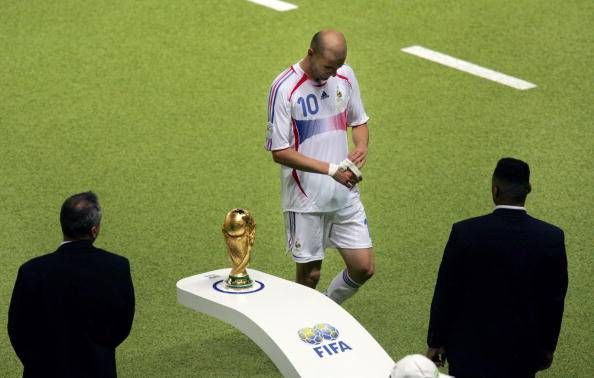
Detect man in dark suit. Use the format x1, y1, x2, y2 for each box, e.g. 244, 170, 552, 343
8, 191, 135, 378
426, 158, 568, 378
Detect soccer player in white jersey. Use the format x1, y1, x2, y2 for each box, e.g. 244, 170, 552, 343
265, 29, 374, 304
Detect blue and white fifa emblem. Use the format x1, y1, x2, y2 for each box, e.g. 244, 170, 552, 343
298, 323, 352, 358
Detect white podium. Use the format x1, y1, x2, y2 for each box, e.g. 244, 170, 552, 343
177, 268, 394, 377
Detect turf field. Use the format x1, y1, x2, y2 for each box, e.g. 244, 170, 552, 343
1, 0, 593, 376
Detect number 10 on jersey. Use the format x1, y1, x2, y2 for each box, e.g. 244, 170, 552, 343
297, 94, 319, 117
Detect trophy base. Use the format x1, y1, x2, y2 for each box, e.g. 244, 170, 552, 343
225, 274, 254, 289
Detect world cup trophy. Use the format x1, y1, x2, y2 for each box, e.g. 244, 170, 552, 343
222, 208, 256, 288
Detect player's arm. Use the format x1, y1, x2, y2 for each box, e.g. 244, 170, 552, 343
271, 148, 359, 188
271, 148, 328, 174
348, 123, 369, 168
342, 65, 369, 169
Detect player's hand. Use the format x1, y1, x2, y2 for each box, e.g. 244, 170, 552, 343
426, 347, 447, 367
332, 168, 360, 189
348, 146, 368, 168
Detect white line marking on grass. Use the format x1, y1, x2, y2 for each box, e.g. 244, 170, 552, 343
246, 0, 298, 12
401, 45, 536, 90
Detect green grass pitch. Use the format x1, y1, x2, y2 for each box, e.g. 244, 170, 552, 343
1, 0, 593, 376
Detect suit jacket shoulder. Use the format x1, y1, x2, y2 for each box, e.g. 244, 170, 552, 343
453, 210, 563, 239
19, 241, 130, 276
525, 213, 564, 235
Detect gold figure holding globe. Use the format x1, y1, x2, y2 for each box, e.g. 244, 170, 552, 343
222, 208, 256, 288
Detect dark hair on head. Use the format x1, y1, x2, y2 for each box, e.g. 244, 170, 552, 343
60, 191, 102, 239
310, 31, 323, 52
493, 158, 531, 203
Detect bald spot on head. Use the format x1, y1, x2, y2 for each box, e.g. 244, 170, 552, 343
310, 29, 347, 61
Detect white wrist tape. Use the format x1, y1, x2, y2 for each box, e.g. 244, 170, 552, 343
339, 159, 363, 181
328, 163, 339, 176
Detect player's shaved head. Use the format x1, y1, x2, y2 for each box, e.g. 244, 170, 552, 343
310, 29, 347, 61
302, 29, 348, 83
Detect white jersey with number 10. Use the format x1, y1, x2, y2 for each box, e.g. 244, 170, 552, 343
265, 62, 369, 213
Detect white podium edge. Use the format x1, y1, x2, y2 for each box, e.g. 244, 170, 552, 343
176, 281, 300, 377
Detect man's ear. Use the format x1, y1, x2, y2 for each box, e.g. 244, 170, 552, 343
307, 48, 315, 56
492, 183, 500, 199
91, 224, 101, 239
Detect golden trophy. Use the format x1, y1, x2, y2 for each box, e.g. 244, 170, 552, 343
222, 208, 256, 288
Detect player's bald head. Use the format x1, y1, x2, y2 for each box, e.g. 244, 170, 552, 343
303, 29, 347, 83
310, 29, 347, 61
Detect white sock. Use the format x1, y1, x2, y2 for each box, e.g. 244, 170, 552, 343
325, 269, 362, 304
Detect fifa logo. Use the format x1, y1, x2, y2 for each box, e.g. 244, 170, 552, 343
298, 323, 352, 358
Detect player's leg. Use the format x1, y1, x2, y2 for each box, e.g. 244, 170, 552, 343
296, 260, 323, 288
284, 211, 326, 289
324, 200, 374, 304
338, 247, 375, 284
325, 247, 374, 303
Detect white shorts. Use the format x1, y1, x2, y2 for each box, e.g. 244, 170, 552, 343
284, 200, 373, 263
